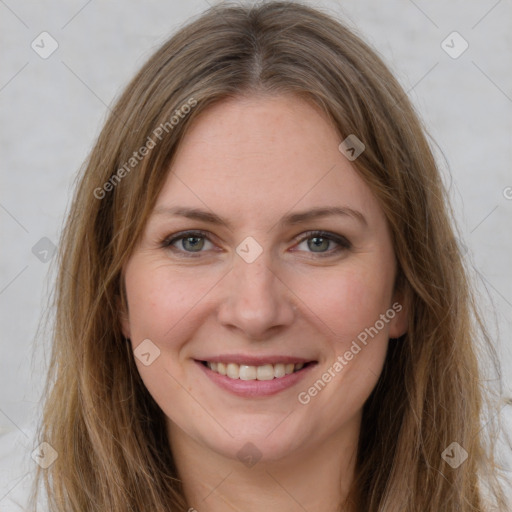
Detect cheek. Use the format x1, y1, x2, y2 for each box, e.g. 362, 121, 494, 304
124, 260, 219, 345
293, 268, 392, 428
289, 262, 394, 345
124, 260, 226, 406
124, 261, 217, 427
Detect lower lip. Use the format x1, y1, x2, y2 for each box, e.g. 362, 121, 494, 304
195, 361, 316, 398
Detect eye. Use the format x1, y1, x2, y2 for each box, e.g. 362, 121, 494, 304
161, 230, 215, 256
294, 231, 351, 256
160, 229, 351, 258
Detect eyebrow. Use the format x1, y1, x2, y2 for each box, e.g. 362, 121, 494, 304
152, 205, 367, 229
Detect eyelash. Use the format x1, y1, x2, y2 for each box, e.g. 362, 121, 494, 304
160, 229, 351, 258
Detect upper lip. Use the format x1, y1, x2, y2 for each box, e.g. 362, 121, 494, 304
197, 354, 316, 366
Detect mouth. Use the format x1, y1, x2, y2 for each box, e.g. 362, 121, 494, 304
200, 360, 313, 381
195, 357, 317, 398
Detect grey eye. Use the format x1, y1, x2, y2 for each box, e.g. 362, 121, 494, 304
180, 236, 206, 252
307, 236, 331, 252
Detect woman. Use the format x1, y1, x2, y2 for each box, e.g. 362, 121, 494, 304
32, 1, 509, 510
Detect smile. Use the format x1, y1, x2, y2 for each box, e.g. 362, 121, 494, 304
203, 361, 306, 380
196, 357, 317, 397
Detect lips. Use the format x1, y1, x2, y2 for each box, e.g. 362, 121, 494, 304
196, 357, 317, 397
203, 361, 306, 380
194, 352, 317, 398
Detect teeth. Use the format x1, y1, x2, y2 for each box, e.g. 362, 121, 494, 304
226, 363, 239, 379
206, 361, 307, 380
240, 365, 257, 380
217, 362, 227, 375
274, 363, 286, 378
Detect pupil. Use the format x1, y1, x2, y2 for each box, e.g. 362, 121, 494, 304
184, 236, 204, 251
309, 237, 328, 252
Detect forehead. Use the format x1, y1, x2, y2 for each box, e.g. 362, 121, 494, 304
171, 94, 338, 176
153, 94, 381, 227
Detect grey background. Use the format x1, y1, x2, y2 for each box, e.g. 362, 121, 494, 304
1, 0, 511, 508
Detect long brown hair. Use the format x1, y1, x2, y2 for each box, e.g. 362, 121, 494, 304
32, 1, 509, 510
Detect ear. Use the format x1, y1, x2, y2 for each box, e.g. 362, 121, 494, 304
388, 287, 409, 339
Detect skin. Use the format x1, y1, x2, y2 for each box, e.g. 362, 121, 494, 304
121, 94, 407, 512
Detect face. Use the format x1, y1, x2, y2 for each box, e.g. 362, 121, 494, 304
121, 94, 407, 464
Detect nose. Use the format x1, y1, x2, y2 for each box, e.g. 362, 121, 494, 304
216, 250, 296, 340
